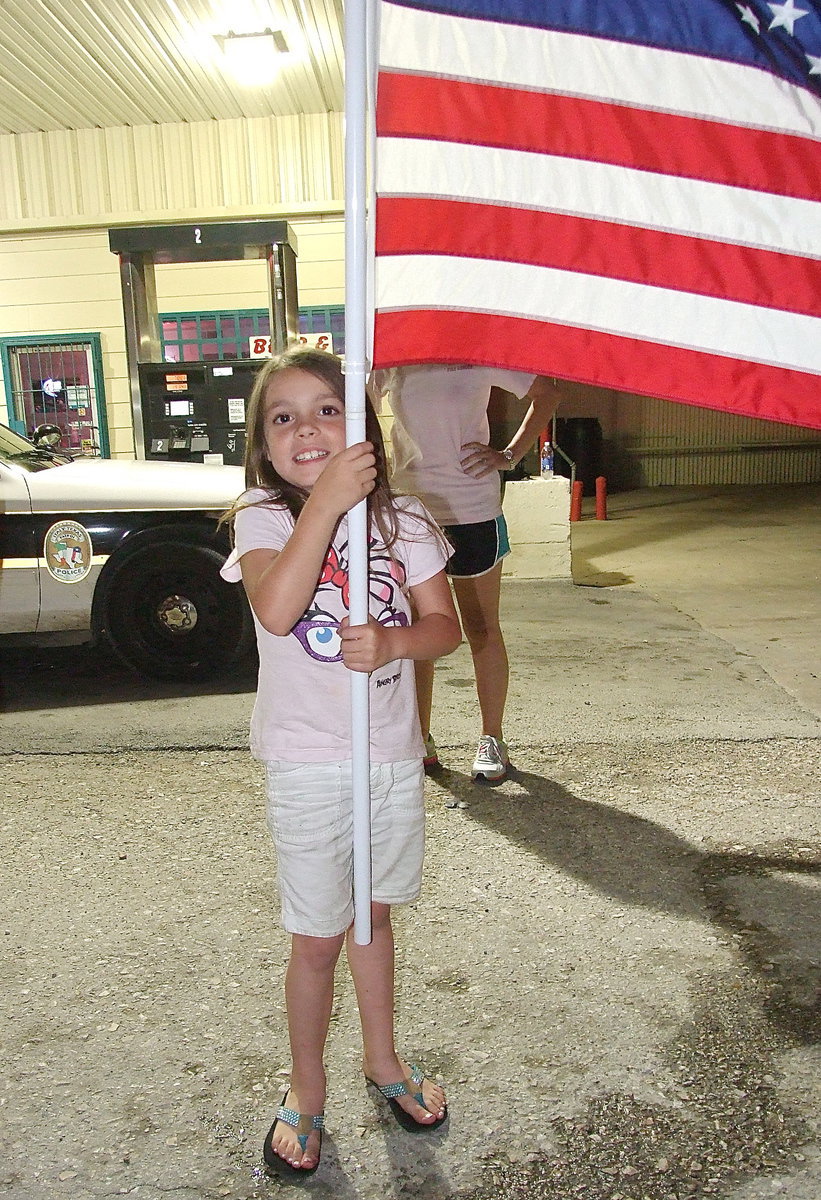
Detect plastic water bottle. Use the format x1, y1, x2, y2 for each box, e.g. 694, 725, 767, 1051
540, 440, 554, 477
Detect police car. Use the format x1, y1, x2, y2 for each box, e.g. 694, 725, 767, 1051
0, 421, 254, 680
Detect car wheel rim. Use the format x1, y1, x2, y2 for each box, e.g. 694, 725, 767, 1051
156, 592, 199, 635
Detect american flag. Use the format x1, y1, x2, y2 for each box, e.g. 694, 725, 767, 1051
372, 0, 821, 430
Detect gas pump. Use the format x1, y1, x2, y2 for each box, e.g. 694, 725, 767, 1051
109, 221, 298, 464
137, 360, 259, 464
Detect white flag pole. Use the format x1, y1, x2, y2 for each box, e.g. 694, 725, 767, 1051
345, 0, 372, 945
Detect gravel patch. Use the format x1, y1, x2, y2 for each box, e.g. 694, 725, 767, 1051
1, 739, 818, 1199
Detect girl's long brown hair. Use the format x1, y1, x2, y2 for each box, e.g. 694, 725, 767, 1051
221, 346, 437, 554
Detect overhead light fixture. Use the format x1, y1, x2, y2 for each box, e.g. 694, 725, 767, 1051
218, 29, 288, 85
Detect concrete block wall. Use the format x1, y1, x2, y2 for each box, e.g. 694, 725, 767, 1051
501, 475, 571, 579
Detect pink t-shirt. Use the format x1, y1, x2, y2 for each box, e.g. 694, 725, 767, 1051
220, 491, 450, 763
373, 365, 536, 525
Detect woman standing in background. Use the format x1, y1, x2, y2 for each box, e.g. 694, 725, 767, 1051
373, 365, 557, 782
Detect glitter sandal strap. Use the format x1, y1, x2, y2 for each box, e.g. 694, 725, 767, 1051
370, 1065, 425, 1105
263, 1091, 325, 1176
275, 1104, 324, 1150
365, 1064, 448, 1134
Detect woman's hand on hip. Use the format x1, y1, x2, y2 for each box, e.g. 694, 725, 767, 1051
460, 441, 507, 479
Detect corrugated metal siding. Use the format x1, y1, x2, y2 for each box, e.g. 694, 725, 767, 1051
0, 140, 22, 220
77, 130, 113, 215
613, 396, 821, 486
0, 112, 344, 224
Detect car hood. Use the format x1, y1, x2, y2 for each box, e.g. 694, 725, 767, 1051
24, 456, 246, 513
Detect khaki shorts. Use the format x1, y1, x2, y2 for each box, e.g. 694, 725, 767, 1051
264, 758, 425, 937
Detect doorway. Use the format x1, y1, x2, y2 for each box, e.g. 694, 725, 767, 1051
1, 334, 109, 456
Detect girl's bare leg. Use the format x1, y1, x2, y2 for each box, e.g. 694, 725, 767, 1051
347, 903, 446, 1125
269, 931, 344, 1168
452, 561, 507, 739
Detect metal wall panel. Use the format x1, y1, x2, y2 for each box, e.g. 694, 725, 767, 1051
132, 126, 168, 212
613, 396, 821, 486
0, 140, 23, 222
248, 117, 281, 207
76, 130, 111, 216
304, 113, 339, 200
190, 123, 223, 209
16, 133, 51, 220
0, 112, 344, 225
104, 129, 139, 216
49, 136, 83, 219
160, 125, 198, 214
276, 116, 304, 202
217, 120, 254, 207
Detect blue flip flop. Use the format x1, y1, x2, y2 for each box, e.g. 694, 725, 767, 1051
262, 1091, 324, 1178
365, 1065, 448, 1133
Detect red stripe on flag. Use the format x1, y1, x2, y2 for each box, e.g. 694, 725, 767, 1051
373, 309, 821, 430
376, 72, 821, 201
375, 197, 821, 318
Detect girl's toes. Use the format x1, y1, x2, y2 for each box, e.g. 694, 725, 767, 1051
424, 1082, 446, 1117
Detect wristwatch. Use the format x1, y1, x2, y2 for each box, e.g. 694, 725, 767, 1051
501, 447, 515, 464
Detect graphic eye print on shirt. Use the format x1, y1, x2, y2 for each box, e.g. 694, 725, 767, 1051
289, 537, 409, 662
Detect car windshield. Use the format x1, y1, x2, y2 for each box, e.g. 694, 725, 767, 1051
0, 423, 66, 471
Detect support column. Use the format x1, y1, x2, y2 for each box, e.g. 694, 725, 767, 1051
118, 253, 161, 459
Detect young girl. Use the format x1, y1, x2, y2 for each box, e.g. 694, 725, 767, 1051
220, 347, 461, 1177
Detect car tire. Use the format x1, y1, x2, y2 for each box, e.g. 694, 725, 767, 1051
98, 535, 255, 680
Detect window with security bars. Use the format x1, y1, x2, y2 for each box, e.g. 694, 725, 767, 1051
1, 336, 109, 456
160, 307, 346, 362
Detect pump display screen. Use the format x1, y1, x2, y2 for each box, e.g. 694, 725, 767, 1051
166, 399, 193, 417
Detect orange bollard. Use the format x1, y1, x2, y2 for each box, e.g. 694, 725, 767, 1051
595, 475, 608, 520
570, 479, 583, 522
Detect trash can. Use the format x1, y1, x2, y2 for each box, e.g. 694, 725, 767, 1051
554, 417, 603, 496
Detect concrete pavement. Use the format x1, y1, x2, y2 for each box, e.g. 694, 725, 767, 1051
0, 484, 819, 1200
569, 483, 820, 718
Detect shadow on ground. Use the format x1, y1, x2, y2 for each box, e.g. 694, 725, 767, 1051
0, 642, 257, 713
425, 763, 820, 1200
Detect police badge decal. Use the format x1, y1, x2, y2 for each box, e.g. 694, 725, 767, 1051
44, 520, 94, 584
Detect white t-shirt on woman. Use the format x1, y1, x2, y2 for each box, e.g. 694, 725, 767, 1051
373, 365, 536, 526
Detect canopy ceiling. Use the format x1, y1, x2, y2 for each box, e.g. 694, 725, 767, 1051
0, 0, 344, 135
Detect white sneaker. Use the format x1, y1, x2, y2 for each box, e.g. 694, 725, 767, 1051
471, 735, 509, 781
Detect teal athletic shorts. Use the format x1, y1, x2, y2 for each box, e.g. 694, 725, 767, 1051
441, 514, 510, 578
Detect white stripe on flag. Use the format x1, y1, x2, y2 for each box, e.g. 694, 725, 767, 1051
376, 138, 821, 258
375, 254, 821, 374
379, 3, 821, 136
